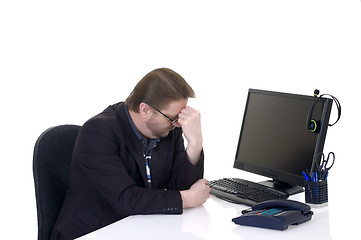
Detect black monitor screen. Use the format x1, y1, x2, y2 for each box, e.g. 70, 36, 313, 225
233, 89, 332, 188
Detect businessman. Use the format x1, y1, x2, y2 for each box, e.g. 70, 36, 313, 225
51, 68, 210, 240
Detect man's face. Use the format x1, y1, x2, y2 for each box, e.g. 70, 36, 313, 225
146, 99, 188, 138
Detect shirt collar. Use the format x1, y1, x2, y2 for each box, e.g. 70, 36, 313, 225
124, 103, 143, 141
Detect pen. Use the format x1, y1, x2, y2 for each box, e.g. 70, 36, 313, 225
302, 171, 311, 181
311, 171, 319, 182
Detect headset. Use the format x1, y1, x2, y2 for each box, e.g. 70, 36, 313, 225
306, 89, 341, 133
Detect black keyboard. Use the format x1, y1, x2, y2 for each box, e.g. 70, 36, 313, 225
209, 178, 289, 206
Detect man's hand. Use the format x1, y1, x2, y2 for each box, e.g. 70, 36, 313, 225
180, 179, 210, 208
174, 106, 203, 165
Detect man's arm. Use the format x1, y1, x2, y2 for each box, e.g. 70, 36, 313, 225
174, 106, 210, 208
174, 106, 203, 165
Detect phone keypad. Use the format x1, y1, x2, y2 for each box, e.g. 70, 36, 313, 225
246, 208, 283, 216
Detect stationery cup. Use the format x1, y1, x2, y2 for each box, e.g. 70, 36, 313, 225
304, 180, 328, 204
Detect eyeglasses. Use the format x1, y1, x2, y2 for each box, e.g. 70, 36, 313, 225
152, 107, 179, 124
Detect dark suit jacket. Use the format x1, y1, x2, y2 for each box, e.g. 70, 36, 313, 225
51, 102, 204, 240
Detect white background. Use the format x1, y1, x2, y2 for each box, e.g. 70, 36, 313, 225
1, 0, 360, 239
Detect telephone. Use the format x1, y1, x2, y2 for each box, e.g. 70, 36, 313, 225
232, 199, 313, 230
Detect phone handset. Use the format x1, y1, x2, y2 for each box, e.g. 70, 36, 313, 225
242, 199, 311, 215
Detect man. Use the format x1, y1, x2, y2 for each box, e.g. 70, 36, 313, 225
51, 68, 210, 240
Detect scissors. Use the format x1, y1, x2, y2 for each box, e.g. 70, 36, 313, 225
314, 152, 335, 180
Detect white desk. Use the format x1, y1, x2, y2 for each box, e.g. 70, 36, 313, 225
76, 192, 345, 240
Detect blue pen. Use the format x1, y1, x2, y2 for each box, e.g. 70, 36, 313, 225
314, 171, 319, 182
311, 171, 318, 182
302, 171, 311, 181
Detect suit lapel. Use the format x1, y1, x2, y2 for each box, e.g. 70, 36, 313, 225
114, 103, 149, 186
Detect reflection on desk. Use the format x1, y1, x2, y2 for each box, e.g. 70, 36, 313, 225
77, 193, 332, 240
80, 205, 210, 240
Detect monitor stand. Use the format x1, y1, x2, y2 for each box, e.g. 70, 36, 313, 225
258, 179, 304, 196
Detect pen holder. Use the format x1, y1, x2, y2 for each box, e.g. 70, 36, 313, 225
304, 180, 328, 204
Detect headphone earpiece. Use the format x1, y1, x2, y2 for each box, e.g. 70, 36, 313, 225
308, 119, 321, 133
306, 89, 341, 133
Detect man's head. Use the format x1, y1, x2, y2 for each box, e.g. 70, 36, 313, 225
126, 68, 195, 112
126, 68, 195, 139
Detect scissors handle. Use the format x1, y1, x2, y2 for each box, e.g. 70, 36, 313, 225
313, 152, 335, 181
323, 152, 335, 171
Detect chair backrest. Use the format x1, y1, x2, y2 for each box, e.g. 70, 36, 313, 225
33, 124, 81, 240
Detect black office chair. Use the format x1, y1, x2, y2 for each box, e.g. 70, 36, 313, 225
33, 124, 81, 240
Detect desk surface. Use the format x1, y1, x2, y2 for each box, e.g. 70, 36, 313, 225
76, 191, 351, 240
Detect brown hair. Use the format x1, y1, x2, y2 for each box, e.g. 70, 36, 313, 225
126, 68, 195, 112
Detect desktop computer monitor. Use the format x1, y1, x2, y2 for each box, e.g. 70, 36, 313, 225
233, 89, 333, 195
